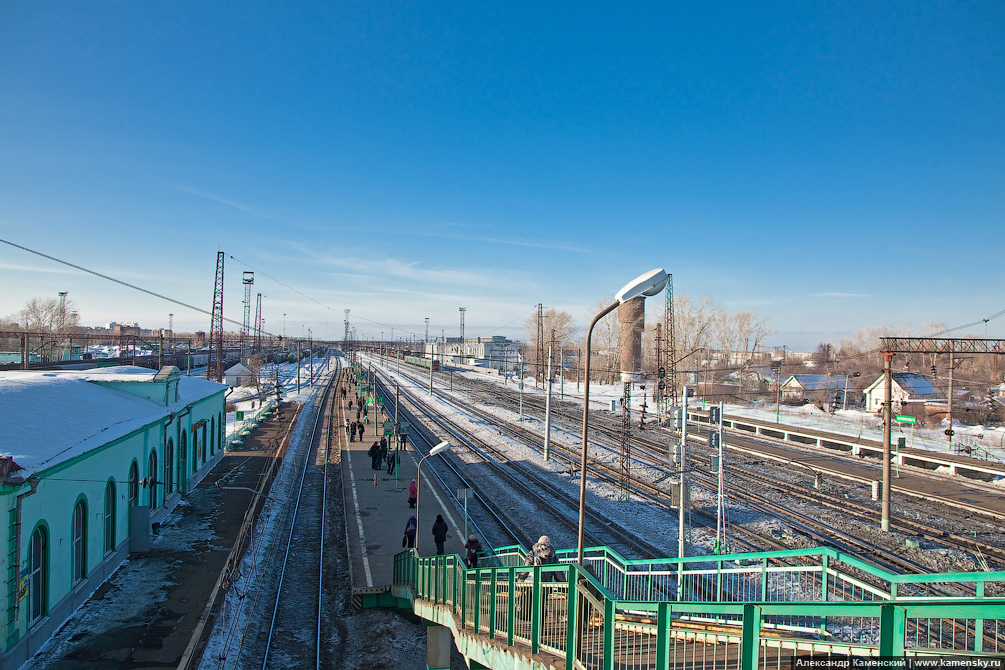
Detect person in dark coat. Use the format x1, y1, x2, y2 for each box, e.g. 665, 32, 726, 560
356, 420, 365, 438
431, 514, 449, 555
407, 479, 417, 508
377, 438, 388, 467
464, 535, 482, 569
522, 535, 559, 581
369, 441, 382, 469
348, 399, 353, 411
349, 422, 356, 442
403, 513, 417, 549
385, 448, 397, 475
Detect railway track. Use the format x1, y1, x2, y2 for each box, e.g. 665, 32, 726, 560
377, 357, 1005, 587
209, 360, 340, 670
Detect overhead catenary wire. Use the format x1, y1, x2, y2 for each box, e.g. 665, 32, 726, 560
0, 237, 275, 336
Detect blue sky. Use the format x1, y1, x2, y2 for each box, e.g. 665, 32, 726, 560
1, 2, 1002, 350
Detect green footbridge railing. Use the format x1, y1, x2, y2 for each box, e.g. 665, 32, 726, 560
388, 545, 1005, 670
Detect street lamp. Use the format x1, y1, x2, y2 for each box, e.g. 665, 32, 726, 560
416, 440, 451, 554
577, 269, 669, 565
842, 372, 861, 411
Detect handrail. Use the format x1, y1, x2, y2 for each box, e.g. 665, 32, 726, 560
393, 547, 1005, 670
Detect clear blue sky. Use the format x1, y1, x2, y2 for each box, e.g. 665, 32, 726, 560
2, 2, 1002, 350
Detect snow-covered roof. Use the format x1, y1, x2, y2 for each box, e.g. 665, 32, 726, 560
783, 374, 847, 391
225, 363, 251, 375
0, 366, 226, 477
891, 372, 941, 397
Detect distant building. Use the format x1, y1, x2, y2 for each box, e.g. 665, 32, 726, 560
862, 372, 942, 412
426, 336, 520, 370
0, 366, 226, 667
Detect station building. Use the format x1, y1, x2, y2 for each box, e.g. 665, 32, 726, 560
0, 366, 226, 668
425, 335, 520, 370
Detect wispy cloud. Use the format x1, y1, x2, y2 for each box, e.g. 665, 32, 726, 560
157, 178, 284, 222
406, 229, 589, 253
811, 292, 873, 299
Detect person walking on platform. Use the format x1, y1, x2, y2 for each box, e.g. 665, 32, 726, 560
348, 399, 353, 411
356, 419, 365, 439
386, 448, 398, 475
368, 441, 380, 470
464, 535, 482, 568
432, 514, 449, 555
341, 387, 347, 401
378, 438, 388, 467
344, 418, 350, 439
403, 513, 417, 549
349, 422, 357, 442
407, 479, 417, 508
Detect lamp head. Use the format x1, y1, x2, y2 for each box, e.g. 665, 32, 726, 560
430, 441, 451, 456
615, 269, 669, 304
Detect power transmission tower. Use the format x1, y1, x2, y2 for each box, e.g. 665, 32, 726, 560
658, 274, 678, 432
425, 317, 429, 345
537, 303, 544, 389
254, 292, 262, 354
208, 251, 225, 382
241, 272, 254, 362
343, 309, 350, 350
459, 307, 466, 360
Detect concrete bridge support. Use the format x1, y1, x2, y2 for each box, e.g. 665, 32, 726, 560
427, 624, 452, 670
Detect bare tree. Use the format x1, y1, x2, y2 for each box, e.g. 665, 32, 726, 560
523, 308, 579, 382
10, 297, 81, 362
584, 298, 621, 383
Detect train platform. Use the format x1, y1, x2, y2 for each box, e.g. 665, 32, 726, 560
338, 370, 467, 608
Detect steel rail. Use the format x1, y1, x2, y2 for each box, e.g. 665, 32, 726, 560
260, 359, 339, 670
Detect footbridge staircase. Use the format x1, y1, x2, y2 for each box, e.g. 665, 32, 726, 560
374, 545, 1005, 670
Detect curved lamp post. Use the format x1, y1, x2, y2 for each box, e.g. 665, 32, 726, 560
577, 269, 669, 566
416, 440, 451, 554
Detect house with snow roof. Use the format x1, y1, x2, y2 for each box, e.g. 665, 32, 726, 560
780, 374, 849, 403
224, 362, 253, 386
862, 372, 942, 413
0, 366, 226, 667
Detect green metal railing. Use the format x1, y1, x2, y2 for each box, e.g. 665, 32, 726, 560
391, 545, 1005, 670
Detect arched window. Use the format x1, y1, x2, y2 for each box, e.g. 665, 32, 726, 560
201, 423, 207, 462
165, 439, 174, 495
104, 481, 116, 555
148, 450, 158, 507
219, 412, 224, 452
210, 417, 215, 455
179, 431, 187, 482
192, 430, 198, 473
28, 526, 47, 623
71, 500, 86, 584
128, 461, 139, 506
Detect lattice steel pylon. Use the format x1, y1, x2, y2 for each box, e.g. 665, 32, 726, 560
537, 303, 544, 389
208, 251, 225, 382
619, 381, 632, 500
343, 309, 350, 350
254, 292, 262, 354
657, 274, 678, 432
241, 272, 253, 362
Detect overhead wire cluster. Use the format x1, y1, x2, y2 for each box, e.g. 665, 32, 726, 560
0, 238, 532, 343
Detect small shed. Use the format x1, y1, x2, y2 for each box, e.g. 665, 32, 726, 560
862, 372, 941, 412
224, 362, 253, 387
